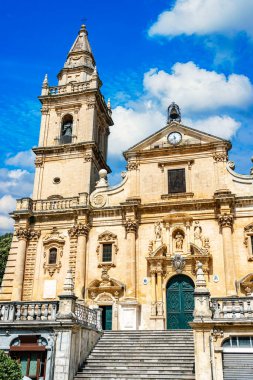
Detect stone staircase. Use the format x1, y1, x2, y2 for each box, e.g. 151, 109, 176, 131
75, 330, 195, 379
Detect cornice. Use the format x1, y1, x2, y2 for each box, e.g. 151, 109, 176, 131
33, 142, 111, 173
124, 141, 231, 160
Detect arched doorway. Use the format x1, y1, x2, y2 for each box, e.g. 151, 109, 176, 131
166, 274, 194, 330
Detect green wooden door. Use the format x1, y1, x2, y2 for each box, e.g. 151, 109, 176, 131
166, 275, 194, 330
101, 305, 112, 330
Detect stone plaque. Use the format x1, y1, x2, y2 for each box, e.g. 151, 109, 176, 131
43, 279, 57, 299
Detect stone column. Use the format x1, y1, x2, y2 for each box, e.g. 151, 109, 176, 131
12, 228, 31, 301
192, 262, 212, 380
156, 264, 163, 316
69, 223, 90, 300
150, 270, 157, 316
125, 219, 138, 298
218, 214, 236, 296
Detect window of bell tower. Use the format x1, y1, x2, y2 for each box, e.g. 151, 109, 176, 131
60, 114, 73, 144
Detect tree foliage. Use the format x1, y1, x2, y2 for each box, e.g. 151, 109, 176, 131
0, 350, 22, 380
0, 233, 12, 285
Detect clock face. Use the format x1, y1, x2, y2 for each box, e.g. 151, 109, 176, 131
167, 132, 182, 145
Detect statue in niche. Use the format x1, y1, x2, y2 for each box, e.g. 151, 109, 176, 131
154, 222, 162, 241
175, 232, 184, 251
194, 225, 203, 248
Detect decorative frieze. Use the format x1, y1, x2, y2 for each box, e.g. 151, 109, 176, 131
213, 152, 228, 162
127, 162, 139, 171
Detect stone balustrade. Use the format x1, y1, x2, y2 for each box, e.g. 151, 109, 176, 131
211, 296, 253, 320
0, 301, 102, 331
75, 303, 101, 331
0, 301, 59, 322
33, 197, 79, 211
47, 81, 91, 95
16, 194, 88, 213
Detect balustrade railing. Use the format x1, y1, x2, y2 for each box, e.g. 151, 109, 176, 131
75, 303, 101, 330
16, 194, 88, 213
32, 197, 79, 211
211, 297, 253, 320
0, 301, 102, 331
0, 301, 59, 322
48, 82, 91, 96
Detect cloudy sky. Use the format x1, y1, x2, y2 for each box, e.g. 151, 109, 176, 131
1, 0, 253, 234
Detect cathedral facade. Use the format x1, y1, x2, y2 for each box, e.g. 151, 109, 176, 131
1, 25, 253, 380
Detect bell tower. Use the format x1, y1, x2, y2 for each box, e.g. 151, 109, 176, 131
33, 25, 113, 200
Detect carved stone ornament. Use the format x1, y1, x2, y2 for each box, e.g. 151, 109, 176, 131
98, 231, 117, 242
211, 328, 224, 342
15, 228, 41, 241
127, 162, 139, 171
213, 152, 228, 162
172, 254, 186, 273
125, 219, 138, 234
154, 221, 162, 241
92, 194, 107, 207
218, 214, 234, 229
35, 157, 43, 168
84, 153, 92, 162
244, 223, 253, 247
68, 223, 90, 238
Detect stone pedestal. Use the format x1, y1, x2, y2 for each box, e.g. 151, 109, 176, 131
119, 298, 140, 330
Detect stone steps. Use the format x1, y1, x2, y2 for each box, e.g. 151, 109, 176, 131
74, 330, 195, 379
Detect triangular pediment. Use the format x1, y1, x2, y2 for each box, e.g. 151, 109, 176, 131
124, 121, 230, 156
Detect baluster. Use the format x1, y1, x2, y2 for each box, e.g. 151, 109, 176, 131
9, 304, 15, 322
43, 304, 49, 320
36, 303, 42, 320
22, 304, 28, 320
220, 301, 225, 318
16, 304, 21, 321
51, 303, 57, 320
239, 301, 244, 319
3, 304, 9, 321
28, 303, 35, 320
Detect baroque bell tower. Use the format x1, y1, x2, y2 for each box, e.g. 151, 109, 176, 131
33, 25, 113, 200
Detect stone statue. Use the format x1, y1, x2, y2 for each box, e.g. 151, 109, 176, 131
154, 222, 162, 240
194, 226, 203, 248
175, 232, 183, 250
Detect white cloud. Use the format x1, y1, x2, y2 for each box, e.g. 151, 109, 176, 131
0, 195, 16, 214
184, 115, 241, 140
109, 62, 247, 157
143, 62, 253, 112
5, 150, 35, 168
0, 195, 16, 234
0, 215, 14, 233
0, 168, 34, 197
149, 0, 253, 38
109, 106, 164, 155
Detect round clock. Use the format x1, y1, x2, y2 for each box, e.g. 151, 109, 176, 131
167, 132, 182, 145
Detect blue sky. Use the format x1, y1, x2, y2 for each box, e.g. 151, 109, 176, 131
0, 0, 253, 233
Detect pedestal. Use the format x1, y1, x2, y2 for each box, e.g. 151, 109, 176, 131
119, 298, 140, 330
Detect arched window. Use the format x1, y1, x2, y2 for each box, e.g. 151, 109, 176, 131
48, 248, 57, 265
60, 114, 73, 144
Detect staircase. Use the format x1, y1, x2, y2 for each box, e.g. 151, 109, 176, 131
75, 330, 195, 379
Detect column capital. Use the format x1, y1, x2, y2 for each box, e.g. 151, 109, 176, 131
15, 227, 41, 241
124, 218, 138, 234
218, 213, 234, 229
68, 223, 90, 237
